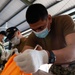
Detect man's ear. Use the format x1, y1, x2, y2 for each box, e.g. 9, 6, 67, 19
47, 15, 52, 30
48, 15, 52, 24
17, 31, 20, 35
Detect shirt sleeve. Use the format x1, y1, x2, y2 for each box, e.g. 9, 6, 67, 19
0, 46, 2, 57
0, 49, 6, 60
25, 32, 38, 48
0, 45, 3, 54
63, 15, 75, 36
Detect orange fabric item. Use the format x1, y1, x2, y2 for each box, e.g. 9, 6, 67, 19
1, 54, 32, 75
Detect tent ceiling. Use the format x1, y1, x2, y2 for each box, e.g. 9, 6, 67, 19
0, 0, 75, 35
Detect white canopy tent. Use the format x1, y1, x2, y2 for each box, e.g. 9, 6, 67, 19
0, 0, 75, 37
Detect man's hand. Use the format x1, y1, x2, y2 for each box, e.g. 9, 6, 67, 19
14, 49, 48, 73
11, 48, 19, 55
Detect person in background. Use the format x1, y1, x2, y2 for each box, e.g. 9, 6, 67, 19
0, 31, 7, 70
6, 26, 27, 53
14, 4, 75, 75
6, 26, 42, 54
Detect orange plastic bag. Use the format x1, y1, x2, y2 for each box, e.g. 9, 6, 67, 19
1, 54, 32, 75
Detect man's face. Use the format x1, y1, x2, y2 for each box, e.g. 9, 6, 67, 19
10, 31, 19, 41
0, 34, 5, 42
30, 15, 52, 32
9, 31, 20, 45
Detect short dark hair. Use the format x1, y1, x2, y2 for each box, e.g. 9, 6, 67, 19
26, 3, 48, 24
0, 31, 6, 36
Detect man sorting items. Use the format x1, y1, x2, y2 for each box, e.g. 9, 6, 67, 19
6, 26, 27, 53
0, 31, 8, 70
1, 27, 32, 75
14, 3, 75, 75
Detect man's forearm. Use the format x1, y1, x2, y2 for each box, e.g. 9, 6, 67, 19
51, 44, 75, 65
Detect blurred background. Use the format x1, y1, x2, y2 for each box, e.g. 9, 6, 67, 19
0, 0, 75, 49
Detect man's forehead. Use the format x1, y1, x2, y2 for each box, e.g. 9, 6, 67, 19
30, 20, 47, 27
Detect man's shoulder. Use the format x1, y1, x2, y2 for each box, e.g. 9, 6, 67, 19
52, 15, 72, 25
28, 32, 36, 38
21, 37, 26, 42
52, 15, 71, 19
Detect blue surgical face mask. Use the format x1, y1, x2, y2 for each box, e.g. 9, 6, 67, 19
2, 36, 6, 43
33, 27, 50, 38
10, 36, 20, 45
